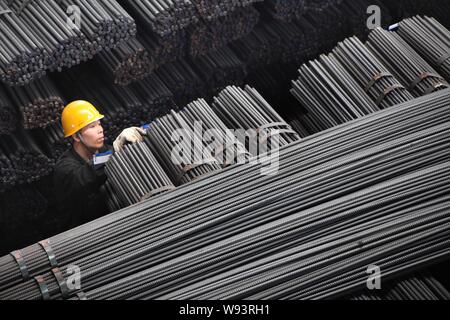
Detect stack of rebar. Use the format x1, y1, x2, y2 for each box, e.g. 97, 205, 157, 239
96, 37, 153, 86
230, 23, 282, 70
349, 273, 450, 300
261, 0, 306, 21
4, 76, 65, 130
102, 181, 125, 213
380, 0, 450, 29
264, 18, 318, 64
176, 99, 251, 167
288, 117, 314, 138
303, 0, 343, 14
118, 0, 198, 38
105, 141, 175, 208
396, 16, 450, 82
192, 0, 263, 21
366, 27, 449, 97
0, 85, 18, 134
54, 0, 136, 51
303, 3, 348, 53
141, 29, 187, 69
212, 85, 301, 151
188, 6, 260, 57
290, 54, 381, 131
332, 36, 415, 109
262, 0, 343, 22
130, 73, 176, 121
0, 141, 16, 193
189, 47, 247, 96
31, 124, 70, 161
144, 111, 222, 186
0, 0, 136, 86
155, 59, 207, 106
0, 89, 448, 300
0, 127, 53, 191
0, 183, 49, 255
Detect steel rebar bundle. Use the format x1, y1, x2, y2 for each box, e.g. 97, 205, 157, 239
31, 124, 70, 161
290, 54, 381, 131
188, 6, 260, 57
289, 117, 313, 138
230, 23, 282, 70
3, 76, 65, 130
0, 138, 16, 193
102, 181, 125, 213
262, 0, 343, 22
366, 27, 449, 97
0, 84, 18, 134
349, 273, 450, 300
396, 16, 450, 82
144, 111, 222, 186
261, 0, 306, 21
179, 98, 251, 167
139, 29, 187, 70
189, 46, 248, 96
0, 127, 53, 192
302, 0, 343, 14
105, 141, 175, 208
380, 0, 450, 29
212, 85, 301, 152
0, 0, 136, 86
192, 0, 262, 21
332, 36, 415, 109
118, 0, 198, 38
155, 59, 207, 106
0, 183, 49, 255
54, 0, 137, 51
97, 25, 189, 86
130, 73, 176, 121
0, 89, 448, 299
263, 17, 318, 64
96, 37, 153, 86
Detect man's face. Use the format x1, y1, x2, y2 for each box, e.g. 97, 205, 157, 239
75, 121, 105, 149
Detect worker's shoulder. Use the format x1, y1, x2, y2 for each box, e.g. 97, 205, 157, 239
54, 148, 81, 172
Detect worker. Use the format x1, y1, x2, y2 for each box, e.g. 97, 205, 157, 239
53, 100, 146, 230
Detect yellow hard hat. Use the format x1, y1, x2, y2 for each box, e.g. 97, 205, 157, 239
62, 101, 105, 138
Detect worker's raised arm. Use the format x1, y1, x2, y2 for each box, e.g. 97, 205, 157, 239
113, 127, 147, 152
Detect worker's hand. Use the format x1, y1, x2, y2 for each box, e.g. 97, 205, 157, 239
113, 127, 147, 152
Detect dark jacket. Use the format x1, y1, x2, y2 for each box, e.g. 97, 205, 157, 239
53, 145, 111, 230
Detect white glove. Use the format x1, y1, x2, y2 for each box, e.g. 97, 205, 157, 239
113, 127, 147, 152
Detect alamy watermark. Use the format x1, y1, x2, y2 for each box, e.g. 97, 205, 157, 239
366, 264, 382, 290
170, 122, 281, 176
366, 5, 381, 30
66, 264, 82, 291
67, 5, 81, 30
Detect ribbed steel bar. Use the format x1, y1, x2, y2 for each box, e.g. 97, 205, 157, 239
367, 27, 449, 97
105, 141, 175, 208
0, 0, 136, 85
212, 85, 301, 153
396, 16, 450, 82
291, 53, 381, 131
333, 36, 415, 109
0, 89, 448, 299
